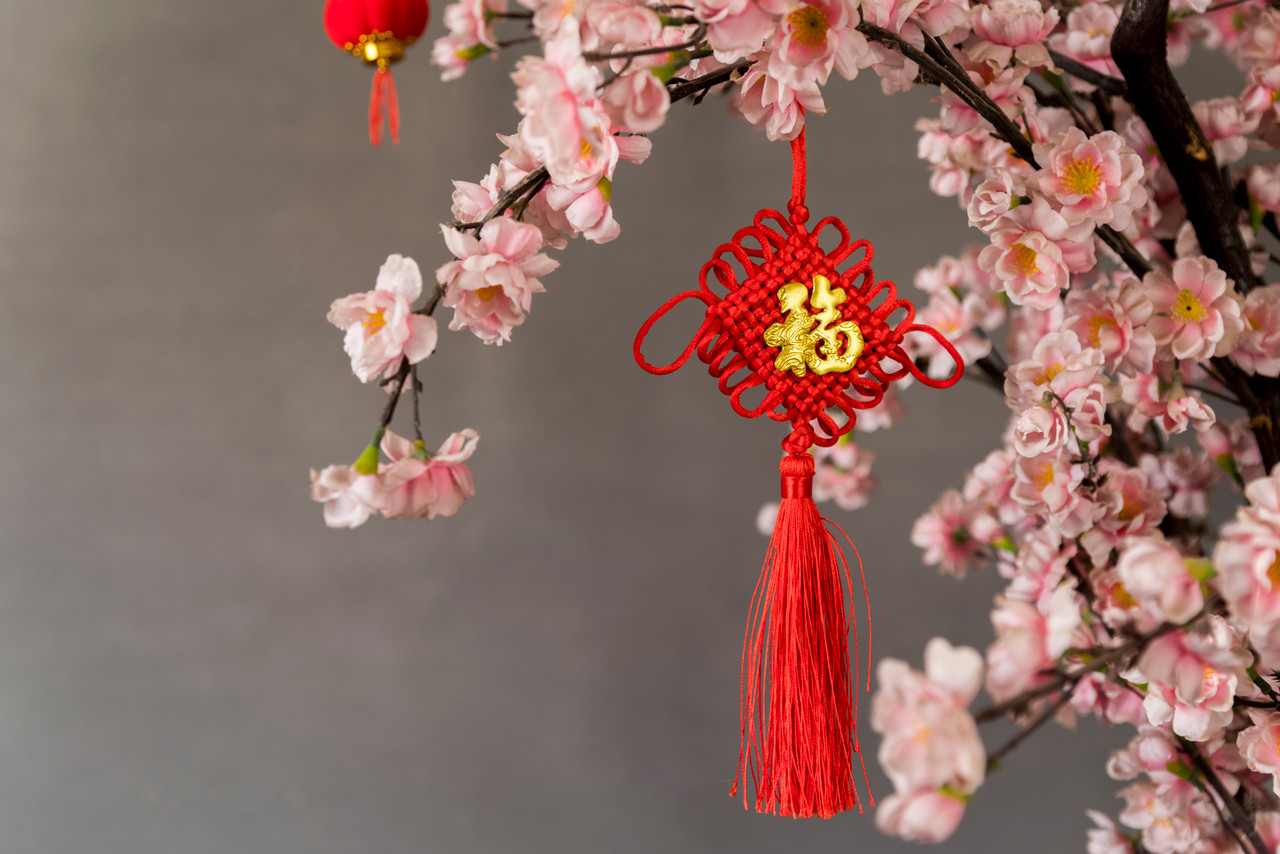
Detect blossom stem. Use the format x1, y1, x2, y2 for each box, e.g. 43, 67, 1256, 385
582, 26, 707, 62
1046, 49, 1129, 98
972, 606, 1210, 724
985, 688, 1073, 769
411, 365, 424, 444
1183, 743, 1270, 854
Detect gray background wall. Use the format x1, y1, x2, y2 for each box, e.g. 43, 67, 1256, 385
0, 1, 1187, 852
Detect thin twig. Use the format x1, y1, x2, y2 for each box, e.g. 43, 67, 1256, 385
1047, 49, 1129, 97
583, 26, 707, 61
987, 689, 1073, 766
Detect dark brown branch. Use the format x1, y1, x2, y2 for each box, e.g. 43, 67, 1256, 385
1185, 745, 1270, 854
857, 23, 1151, 282
987, 689, 1073, 766
973, 607, 1209, 723
667, 58, 755, 102
1112, 0, 1261, 292
583, 26, 707, 61
1112, 0, 1280, 469
1048, 49, 1129, 98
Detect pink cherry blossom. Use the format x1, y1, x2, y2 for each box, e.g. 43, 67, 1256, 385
437, 218, 559, 345
1215, 464, 1280, 666
1114, 537, 1204, 626
512, 22, 618, 193
1145, 255, 1246, 363
1086, 810, 1134, 854
1117, 780, 1214, 854
909, 287, 999, 375
1005, 330, 1105, 408
875, 789, 968, 843
812, 438, 878, 510
1080, 462, 1167, 568
584, 0, 662, 47
1248, 161, 1280, 213
1063, 277, 1156, 375
1193, 97, 1261, 164
968, 0, 1059, 68
1012, 401, 1069, 458
1238, 7, 1280, 68
1237, 283, 1280, 377
1238, 709, 1280, 795
986, 586, 1084, 702
1140, 448, 1221, 519
1134, 617, 1250, 741
911, 488, 1003, 577
967, 168, 1019, 231
938, 64, 1032, 138
734, 64, 826, 141
1122, 372, 1217, 436
764, 0, 869, 88
1048, 3, 1123, 87
978, 197, 1096, 309
376, 429, 480, 520
309, 464, 382, 529
601, 69, 670, 134
694, 0, 774, 56
543, 180, 620, 244
1029, 128, 1148, 230
327, 255, 440, 383
872, 638, 985, 842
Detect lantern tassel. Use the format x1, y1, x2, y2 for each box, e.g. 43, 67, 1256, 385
733, 448, 873, 818
369, 67, 401, 147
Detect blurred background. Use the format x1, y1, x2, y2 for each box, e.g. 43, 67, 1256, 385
0, 1, 1230, 852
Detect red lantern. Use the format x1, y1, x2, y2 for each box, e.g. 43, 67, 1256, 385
324, 0, 430, 146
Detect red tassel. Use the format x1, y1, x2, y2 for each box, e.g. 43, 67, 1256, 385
734, 450, 873, 818
368, 68, 400, 146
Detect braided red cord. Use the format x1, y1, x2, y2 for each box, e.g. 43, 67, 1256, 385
634, 130, 964, 449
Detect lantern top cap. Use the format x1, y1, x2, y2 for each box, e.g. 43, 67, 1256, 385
324, 0, 430, 54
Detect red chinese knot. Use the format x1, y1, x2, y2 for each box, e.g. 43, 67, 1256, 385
634, 131, 964, 453
632, 128, 966, 821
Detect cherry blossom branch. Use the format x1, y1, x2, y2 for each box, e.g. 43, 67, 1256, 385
582, 26, 708, 62
855, 23, 1153, 279
666, 58, 755, 102
1112, 0, 1262, 294
985, 689, 1073, 768
447, 60, 757, 234
1183, 743, 1270, 854
375, 283, 448, 433
1046, 49, 1129, 98
972, 606, 1211, 724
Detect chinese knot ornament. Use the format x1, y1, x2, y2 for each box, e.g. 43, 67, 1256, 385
324, 0, 430, 146
634, 128, 964, 819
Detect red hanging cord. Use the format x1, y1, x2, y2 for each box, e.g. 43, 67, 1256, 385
368, 68, 401, 147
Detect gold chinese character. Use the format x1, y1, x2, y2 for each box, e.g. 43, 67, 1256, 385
763, 274, 864, 377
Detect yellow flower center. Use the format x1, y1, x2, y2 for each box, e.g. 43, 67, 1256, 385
1268, 550, 1280, 589
1033, 364, 1063, 386
362, 308, 387, 334
476, 285, 502, 302
1112, 582, 1138, 609
1172, 288, 1208, 324
1117, 492, 1140, 523
1085, 315, 1117, 348
1061, 156, 1102, 196
1034, 461, 1055, 490
787, 5, 830, 49
1011, 242, 1040, 276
